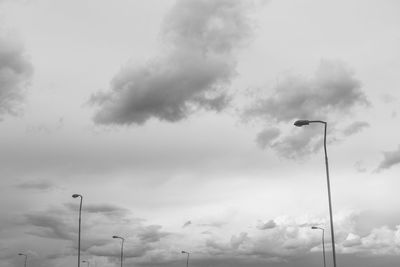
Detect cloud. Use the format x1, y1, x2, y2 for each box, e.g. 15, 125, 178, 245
15, 179, 55, 191
376, 145, 400, 171
255, 128, 281, 149
257, 219, 277, 230
24, 212, 74, 240
343, 233, 361, 247
182, 220, 192, 228
65, 203, 130, 218
245, 60, 368, 157
137, 225, 169, 243
342, 121, 369, 136
0, 32, 33, 119
91, 0, 254, 125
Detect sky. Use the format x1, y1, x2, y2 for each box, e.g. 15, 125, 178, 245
1, 0, 400, 266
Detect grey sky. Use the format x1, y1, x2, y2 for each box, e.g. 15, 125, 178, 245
1, 0, 400, 267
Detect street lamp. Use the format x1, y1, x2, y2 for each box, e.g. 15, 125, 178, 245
181, 250, 190, 267
311, 226, 326, 267
82, 260, 90, 267
18, 253, 27, 267
294, 120, 337, 267
112, 235, 125, 267
72, 194, 83, 267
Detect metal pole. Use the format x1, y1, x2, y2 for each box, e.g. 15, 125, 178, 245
78, 196, 82, 267
113, 236, 125, 267
121, 238, 124, 267
73, 194, 83, 267
18, 253, 27, 267
322, 122, 337, 267
186, 252, 189, 267
322, 228, 326, 267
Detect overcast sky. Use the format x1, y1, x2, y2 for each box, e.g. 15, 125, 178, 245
1, 0, 400, 267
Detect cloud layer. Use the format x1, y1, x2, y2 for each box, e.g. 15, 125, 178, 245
245, 60, 369, 158
377, 145, 400, 171
91, 0, 253, 125
0, 32, 32, 119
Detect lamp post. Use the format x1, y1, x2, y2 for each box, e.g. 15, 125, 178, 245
72, 194, 83, 267
82, 260, 90, 267
18, 253, 27, 267
181, 251, 189, 267
312, 226, 326, 267
112, 235, 125, 267
294, 120, 337, 267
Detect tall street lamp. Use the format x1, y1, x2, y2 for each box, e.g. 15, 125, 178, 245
181, 250, 190, 267
82, 260, 90, 267
18, 253, 27, 267
312, 226, 326, 267
112, 235, 125, 267
72, 194, 83, 267
294, 120, 337, 267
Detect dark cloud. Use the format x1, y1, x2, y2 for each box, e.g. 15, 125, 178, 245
255, 128, 281, 149
0, 33, 32, 119
230, 232, 249, 249
182, 220, 192, 228
206, 232, 251, 254
245, 60, 368, 157
137, 225, 169, 243
24, 212, 74, 240
376, 145, 400, 171
257, 219, 277, 230
91, 0, 254, 125
65, 203, 130, 218
88, 243, 149, 259
342, 121, 369, 136
271, 126, 323, 158
15, 179, 55, 191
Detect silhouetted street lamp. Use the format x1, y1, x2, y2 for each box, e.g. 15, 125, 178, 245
113, 235, 125, 267
181, 251, 190, 267
72, 194, 83, 267
18, 253, 27, 267
294, 120, 337, 267
312, 226, 326, 267
82, 260, 90, 267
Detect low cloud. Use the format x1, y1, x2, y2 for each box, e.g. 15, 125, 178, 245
343, 233, 362, 247
342, 121, 369, 136
257, 219, 277, 230
245, 60, 368, 158
255, 128, 281, 149
376, 145, 400, 171
65, 203, 130, 219
182, 221, 192, 228
137, 225, 169, 243
15, 179, 55, 191
24, 211, 74, 240
0, 32, 33, 119
91, 0, 255, 125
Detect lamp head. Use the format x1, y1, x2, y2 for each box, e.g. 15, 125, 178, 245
181, 250, 187, 254
82, 260, 87, 263
72, 194, 81, 198
112, 235, 119, 239
18, 253, 24, 256
311, 226, 318, 229
294, 120, 310, 127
